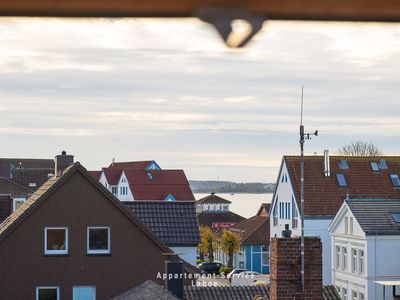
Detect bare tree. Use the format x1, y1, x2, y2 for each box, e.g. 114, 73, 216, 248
336, 140, 383, 156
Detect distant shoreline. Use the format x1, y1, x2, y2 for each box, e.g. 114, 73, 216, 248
190, 180, 276, 194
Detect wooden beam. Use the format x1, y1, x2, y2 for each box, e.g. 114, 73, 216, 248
0, 0, 400, 22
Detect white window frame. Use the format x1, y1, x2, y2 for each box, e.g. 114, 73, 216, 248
13, 197, 26, 212
44, 227, 68, 255
335, 246, 341, 269
87, 226, 111, 254
351, 248, 358, 273
73, 286, 96, 300
36, 286, 60, 300
342, 246, 347, 271
359, 249, 364, 274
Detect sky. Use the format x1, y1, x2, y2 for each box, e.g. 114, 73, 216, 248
0, 18, 400, 182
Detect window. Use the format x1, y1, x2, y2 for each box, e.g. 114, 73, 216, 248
336, 286, 341, 295
13, 198, 25, 212
36, 287, 59, 300
392, 213, 400, 223
262, 252, 269, 266
336, 173, 348, 187
336, 246, 341, 269
379, 159, 388, 169
390, 174, 400, 187
87, 227, 110, 254
359, 250, 364, 274
273, 204, 278, 226
342, 288, 348, 300
339, 159, 349, 169
349, 217, 354, 234
345, 217, 348, 234
351, 248, 357, 273
342, 246, 347, 271
73, 286, 96, 300
292, 197, 298, 228
359, 292, 365, 300
120, 186, 128, 195
370, 162, 380, 172
352, 291, 358, 300
111, 186, 117, 196
44, 227, 68, 255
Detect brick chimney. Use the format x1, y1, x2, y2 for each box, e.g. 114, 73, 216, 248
55, 151, 74, 176
270, 237, 322, 300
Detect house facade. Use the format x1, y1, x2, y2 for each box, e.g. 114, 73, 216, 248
0, 159, 195, 300
91, 160, 195, 202
270, 153, 400, 285
329, 198, 400, 300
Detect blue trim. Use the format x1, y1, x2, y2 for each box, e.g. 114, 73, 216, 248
145, 160, 162, 171
164, 194, 176, 202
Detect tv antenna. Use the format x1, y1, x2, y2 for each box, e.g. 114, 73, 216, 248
299, 85, 318, 291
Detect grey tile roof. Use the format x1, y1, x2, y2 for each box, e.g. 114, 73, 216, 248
10, 168, 54, 191
111, 280, 179, 300
184, 285, 270, 300
123, 201, 201, 246
346, 198, 400, 235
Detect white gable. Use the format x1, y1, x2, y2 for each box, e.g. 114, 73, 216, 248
117, 171, 134, 201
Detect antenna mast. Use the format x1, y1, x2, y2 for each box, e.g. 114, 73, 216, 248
299, 85, 318, 292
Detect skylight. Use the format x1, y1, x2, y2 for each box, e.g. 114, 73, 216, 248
370, 162, 380, 172
339, 160, 349, 169
379, 159, 388, 169
336, 173, 348, 187
392, 213, 400, 223
390, 174, 400, 187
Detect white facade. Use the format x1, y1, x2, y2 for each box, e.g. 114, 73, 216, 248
99, 171, 134, 201
329, 203, 400, 300
196, 203, 229, 213
270, 159, 332, 284
170, 246, 197, 266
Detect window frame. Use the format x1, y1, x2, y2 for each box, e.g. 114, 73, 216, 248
36, 286, 60, 300
44, 227, 68, 255
359, 249, 364, 274
73, 286, 96, 300
370, 162, 380, 172
13, 197, 26, 212
351, 248, 358, 273
339, 159, 349, 169
390, 173, 400, 187
336, 173, 348, 187
342, 246, 347, 271
87, 226, 111, 255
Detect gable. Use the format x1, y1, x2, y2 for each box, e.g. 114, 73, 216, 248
328, 202, 365, 237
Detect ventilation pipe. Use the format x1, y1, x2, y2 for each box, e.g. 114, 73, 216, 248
323, 149, 330, 177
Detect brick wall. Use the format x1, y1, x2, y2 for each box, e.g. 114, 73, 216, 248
270, 237, 322, 300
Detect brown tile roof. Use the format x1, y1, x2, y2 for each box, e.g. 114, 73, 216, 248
257, 203, 271, 217
109, 161, 154, 170
88, 170, 102, 181
196, 193, 231, 204
231, 215, 270, 245
197, 211, 245, 230
284, 155, 400, 217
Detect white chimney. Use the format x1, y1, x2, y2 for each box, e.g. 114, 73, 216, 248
323, 149, 330, 177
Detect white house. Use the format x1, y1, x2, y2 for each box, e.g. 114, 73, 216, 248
329, 198, 400, 300
270, 153, 400, 285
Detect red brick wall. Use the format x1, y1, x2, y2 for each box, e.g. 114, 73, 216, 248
270, 237, 322, 300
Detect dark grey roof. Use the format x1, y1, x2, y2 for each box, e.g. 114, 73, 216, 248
323, 285, 341, 300
123, 201, 201, 246
184, 285, 270, 300
346, 198, 400, 235
111, 280, 178, 300
11, 168, 54, 191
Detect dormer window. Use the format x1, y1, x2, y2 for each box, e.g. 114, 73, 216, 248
336, 173, 348, 187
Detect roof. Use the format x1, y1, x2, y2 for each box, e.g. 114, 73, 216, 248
230, 215, 269, 245
196, 193, 231, 204
123, 201, 200, 246
10, 168, 54, 190
0, 177, 33, 196
184, 285, 270, 300
257, 203, 271, 217
284, 155, 400, 217
0, 158, 54, 178
125, 170, 195, 201
109, 161, 154, 170
102, 168, 123, 185
346, 198, 400, 235
88, 170, 102, 181
323, 285, 341, 300
197, 211, 245, 229
111, 280, 178, 300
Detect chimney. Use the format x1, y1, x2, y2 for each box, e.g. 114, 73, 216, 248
323, 149, 330, 177
55, 151, 74, 176
270, 236, 322, 300
282, 224, 292, 238
165, 260, 184, 299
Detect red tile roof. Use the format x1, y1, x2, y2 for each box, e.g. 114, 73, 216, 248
109, 161, 153, 170
88, 170, 102, 181
284, 156, 400, 217
102, 168, 123, 185
125, 170, 195, 201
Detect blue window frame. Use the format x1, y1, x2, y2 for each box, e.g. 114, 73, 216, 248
336, 173, 348, 187
390, 174, 400, 187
